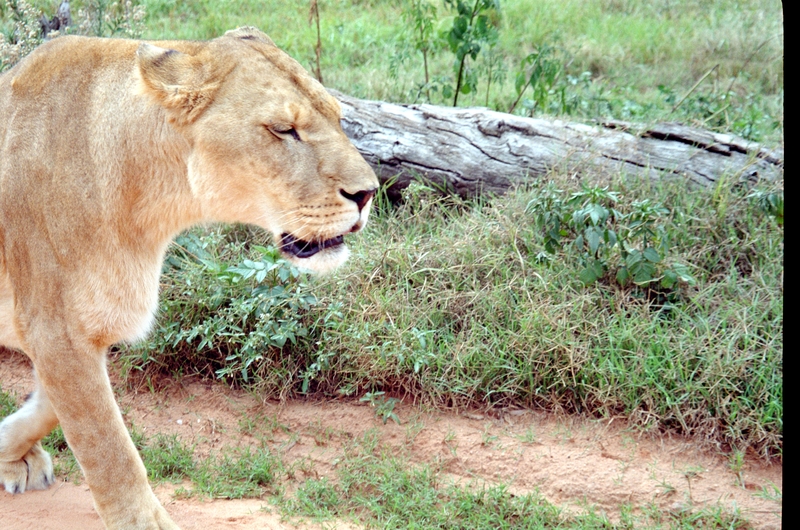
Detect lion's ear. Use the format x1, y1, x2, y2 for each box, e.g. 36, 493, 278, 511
136, 43, 221, 126
224, 26, 275, 46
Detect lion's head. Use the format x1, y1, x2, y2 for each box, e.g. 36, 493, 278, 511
136, 27, 378, 273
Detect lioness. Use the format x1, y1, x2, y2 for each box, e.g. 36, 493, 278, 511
0, 27, 377, 529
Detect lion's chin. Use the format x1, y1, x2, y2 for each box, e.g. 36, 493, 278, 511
279, 233, 350, 274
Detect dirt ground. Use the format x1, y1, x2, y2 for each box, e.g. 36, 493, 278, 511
0, 348, 782, 529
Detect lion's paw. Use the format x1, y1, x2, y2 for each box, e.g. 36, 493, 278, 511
0, 443, 54, 493
155, 509, 182, 530
105, 498, 182, 530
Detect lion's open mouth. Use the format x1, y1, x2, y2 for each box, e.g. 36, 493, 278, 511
280, 233, 345, 259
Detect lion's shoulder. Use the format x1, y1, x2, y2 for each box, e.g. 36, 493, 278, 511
2, 36, 137, 97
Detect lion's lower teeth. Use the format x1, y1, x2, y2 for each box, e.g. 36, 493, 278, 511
281, 234, 344, 259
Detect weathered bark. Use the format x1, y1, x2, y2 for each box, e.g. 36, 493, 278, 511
334, 91, 784, 197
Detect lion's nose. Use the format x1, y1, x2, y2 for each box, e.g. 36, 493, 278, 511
340, 188, 377, 212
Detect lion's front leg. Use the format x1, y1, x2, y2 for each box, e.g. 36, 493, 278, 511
33, 346, 179, 530
0, 381, 58, 493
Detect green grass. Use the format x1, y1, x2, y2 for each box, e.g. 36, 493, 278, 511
0, 385, 16, 417
133, 416, 283, 499
138, 432, 196, 483
1, 401, 756, 528
190, 445, 283, 498
0, 397, 280, 500
283, 429, 753, 529
3, 0, 783, 141
0, 384, 770, 526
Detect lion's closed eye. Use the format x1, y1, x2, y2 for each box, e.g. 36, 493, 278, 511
266, 124, 301, 141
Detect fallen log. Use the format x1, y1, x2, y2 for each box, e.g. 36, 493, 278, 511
334, 92, 784, 197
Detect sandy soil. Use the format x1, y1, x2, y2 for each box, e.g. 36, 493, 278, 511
0, 348, 782, 529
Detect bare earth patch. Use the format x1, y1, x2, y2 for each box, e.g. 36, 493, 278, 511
0, 348, 782, 529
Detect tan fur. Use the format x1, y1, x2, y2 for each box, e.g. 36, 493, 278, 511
0, 27, 377, 529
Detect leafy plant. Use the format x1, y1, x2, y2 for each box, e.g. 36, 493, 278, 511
479, 45, 506, 106
76, 0, 145, 39
0, 0, 42, 71
122, 230, 320, 386
1, 0, 145, 72
509, 44, 563, 114
360, 391, 401, 425
748, 189, 784, 227
566, 185, 624, 285
527, 184, 695, 289
443, 0, 500, 106
399, 0, 438, 102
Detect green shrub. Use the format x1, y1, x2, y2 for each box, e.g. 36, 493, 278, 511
121, 229, 324, 389
526, 183, 696, 289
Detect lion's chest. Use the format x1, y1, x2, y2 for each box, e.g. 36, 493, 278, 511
69, 252, 164, 346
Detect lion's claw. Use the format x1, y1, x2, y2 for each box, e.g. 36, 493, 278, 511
1, 443, 54, 493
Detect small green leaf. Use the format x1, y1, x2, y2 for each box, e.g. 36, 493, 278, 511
605, 229, 617, 248
588, 203, 606, 225
661, 269, 678, 289
586, 227, 601, 255
643, 247, 662, 263
633, 262, 656, 284
579, 267, 600, 285
579, 260, 604, 285
626, 250, 643, 268
515, 70, 527, 94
